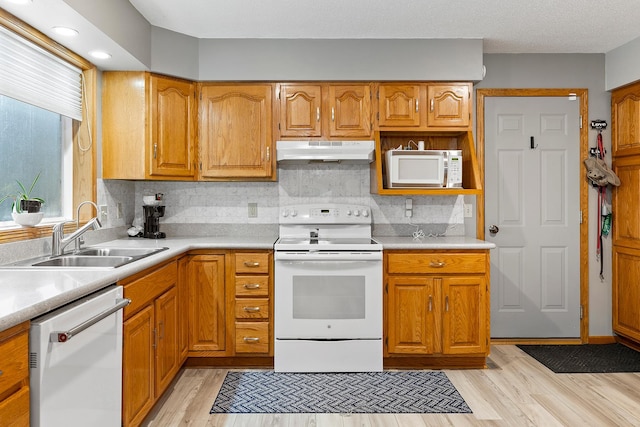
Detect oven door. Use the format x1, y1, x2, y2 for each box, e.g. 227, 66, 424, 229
274, 251, 382, 340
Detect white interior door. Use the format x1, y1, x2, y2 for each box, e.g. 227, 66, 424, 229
485, 97, 581, 338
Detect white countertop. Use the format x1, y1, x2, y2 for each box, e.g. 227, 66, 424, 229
0, 234, 494, 332
374, 235, 496, 250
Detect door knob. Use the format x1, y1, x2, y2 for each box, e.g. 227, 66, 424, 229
489, 225, 499, 234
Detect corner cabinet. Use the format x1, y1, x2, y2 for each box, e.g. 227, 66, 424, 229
277, 83, 373, 139
102, 72, 197, 180
199, 84, 275, 180
612, 81, 640, 348
385, 250, 490, 369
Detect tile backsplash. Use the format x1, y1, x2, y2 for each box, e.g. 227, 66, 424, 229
101, 163, 466, 237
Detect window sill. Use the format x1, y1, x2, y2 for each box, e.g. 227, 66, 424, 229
0, 219, 75, 244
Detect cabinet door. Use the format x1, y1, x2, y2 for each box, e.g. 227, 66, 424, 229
427, 84, 470, 128
150, 75, 196, 178
442, 276, 487, 355
328, 84, 372, 137
122, 305, 154, 427
155, 286, 180, 397
377, 84, 422, 128
612, 155, 640, 247
199, 85, 273, 179
279, 84, 323, 137
612, 84, 640, 155
613, 246, 640, 341
387, 276, 435, 354
187, 255, 226, 352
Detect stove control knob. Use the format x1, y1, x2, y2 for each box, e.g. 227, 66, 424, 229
282, 209, 289, 217
291, 210, 298, 217
362, 209, 369, 217
354, 209, 360, 217
346, 210, 352, 216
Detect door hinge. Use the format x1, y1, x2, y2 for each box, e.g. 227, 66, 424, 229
580, 305, 584, 320
579, 210, 583, 224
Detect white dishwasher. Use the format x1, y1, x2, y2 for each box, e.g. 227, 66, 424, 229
29, 285, 130, 427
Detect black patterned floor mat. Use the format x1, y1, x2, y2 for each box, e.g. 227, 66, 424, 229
211, 370, 471, 414
517, 343, 640, 373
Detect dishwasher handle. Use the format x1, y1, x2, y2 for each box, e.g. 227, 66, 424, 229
50, 297, 131, 343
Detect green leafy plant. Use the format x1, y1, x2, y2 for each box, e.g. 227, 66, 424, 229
0, 172, 45, 213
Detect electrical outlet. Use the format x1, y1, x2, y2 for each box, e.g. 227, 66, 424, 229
248, 202, 258, 218
116, 202, 123, 219
464, 204, 473, 218
405, 198, 413, 217
99, 205, 108, 223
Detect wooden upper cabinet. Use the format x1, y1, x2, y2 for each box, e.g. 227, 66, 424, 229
612, 82, 640, 156
278, 83, 373, 139
427, 84, 471, 128
328, 85, 372, 138
278, 84, 323, 138
199, 84, 274, 180
102, 72, 196, 180
150, 76, 197, 178
376, 83, 471, 130
377, 84, 423, 128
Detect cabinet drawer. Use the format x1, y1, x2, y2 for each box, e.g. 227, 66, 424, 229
387, 252, 486, 274
123, 262, 177, 318
235, 253, 270, 274
0, 385, 29, 427
0, 329, 28, 399
235, 276, 270, 297
235, 299, 269, 319
235, 323, 269, 353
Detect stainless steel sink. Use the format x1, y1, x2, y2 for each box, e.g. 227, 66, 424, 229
3, 246, 169, 269
74, 247, 166, 257
32, 255, 134, 268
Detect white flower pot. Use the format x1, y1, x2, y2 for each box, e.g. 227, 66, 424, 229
12, 212, 44, 227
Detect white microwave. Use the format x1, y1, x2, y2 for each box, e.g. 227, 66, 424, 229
385, 149, 463, 188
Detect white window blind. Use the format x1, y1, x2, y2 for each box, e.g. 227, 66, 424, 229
0, 24, 82, 121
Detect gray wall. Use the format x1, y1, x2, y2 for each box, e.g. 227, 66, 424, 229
477, 53, 612, 337
605, 36, 640, 90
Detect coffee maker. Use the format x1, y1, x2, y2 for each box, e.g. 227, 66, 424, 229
143, 205, 166, 239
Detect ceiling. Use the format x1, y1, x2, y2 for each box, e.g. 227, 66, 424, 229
128, 0, 640, 54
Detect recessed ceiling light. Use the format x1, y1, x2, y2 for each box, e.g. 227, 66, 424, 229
52, 26, 79, 37
89, 50, 112, 60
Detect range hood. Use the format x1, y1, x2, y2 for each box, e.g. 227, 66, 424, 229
276, 140, 375, 163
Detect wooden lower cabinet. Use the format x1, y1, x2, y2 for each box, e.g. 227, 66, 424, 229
187, 253, 227, 354
122, 261, 181, 427
613, 246, 640, 342
385, 250, 490, 367
0, 322, 29, 427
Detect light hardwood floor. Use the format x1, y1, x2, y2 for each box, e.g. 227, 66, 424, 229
142, 345, 640, 426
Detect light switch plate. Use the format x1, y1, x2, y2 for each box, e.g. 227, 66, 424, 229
464, 204, 473, 217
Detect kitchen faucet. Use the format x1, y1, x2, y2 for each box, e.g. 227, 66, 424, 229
51, 201, 102, 257
74, 201, 99, 251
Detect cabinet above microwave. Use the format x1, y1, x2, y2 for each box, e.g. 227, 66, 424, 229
370, 131, 482, 196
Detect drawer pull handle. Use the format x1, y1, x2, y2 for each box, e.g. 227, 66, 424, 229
0, 370, 3, 377
244, 283, 261, 289
445, 295, 449, 312
243, 306, 261, 312
244, 261, 261, 268
428, 295, 433, 312
429, 261, 446, 268
243, 337, 260, 343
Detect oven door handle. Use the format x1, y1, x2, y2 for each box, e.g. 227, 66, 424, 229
275, 252, 382, 262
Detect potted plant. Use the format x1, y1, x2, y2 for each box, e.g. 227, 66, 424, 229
0, 172, 45, 226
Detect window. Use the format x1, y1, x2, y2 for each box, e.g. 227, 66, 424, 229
0, 12, 95, 243
0, 95, 72, 222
